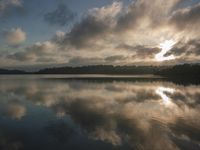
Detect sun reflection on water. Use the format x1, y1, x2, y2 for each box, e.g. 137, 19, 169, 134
155, 87, 175, 106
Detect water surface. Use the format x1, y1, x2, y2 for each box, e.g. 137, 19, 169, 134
0, 75, 199, 150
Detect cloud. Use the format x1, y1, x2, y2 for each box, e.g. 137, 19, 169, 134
62, 2, 122, 49
60, 0, 181, 50
170, 3, 200, 31
58, 0, 200, 65
65, 16, 110, 48
116, 0, 181, 31
89, 2, 122, 24
0, 0, 22, 12
117, 44, 160, 59
44, 3, 76, 26
2, 0, 200, 66
165, 39, 200, 58
3, 28, 26, 46
3, 30, 70, 66
7, 41, 57, 61
67, 57, 105, 66
7, 51, 36, 61
52, 31, 65, 43
26, 41, 56, 54
105, 55, 127, 62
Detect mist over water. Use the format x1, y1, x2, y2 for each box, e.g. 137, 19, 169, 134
0, 76, 200, 150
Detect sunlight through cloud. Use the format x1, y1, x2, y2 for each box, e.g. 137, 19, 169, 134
155, 40, 176, 62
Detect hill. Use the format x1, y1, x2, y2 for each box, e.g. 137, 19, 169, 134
155, 64, 200, 78
0, 64, 200, 78
35, 65, 158, 75
0, 69, 28, 74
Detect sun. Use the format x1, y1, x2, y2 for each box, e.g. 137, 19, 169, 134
155, 40, 176, 62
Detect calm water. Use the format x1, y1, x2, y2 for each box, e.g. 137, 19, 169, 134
0, 75, 200, 150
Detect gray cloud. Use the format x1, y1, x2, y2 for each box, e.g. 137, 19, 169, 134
67, 57, 105, 66
165, 39, 200, 57
170, 3, 200, 30
133, 45, 160, 59
60, 0, 183, 50
116, 0, 182, 31
7, 51, 36, 61
65, 16, 110, 48
116, 0, 146, 31
105, 55, 127, 62
44, 3, 76, 26
117, 44, 160, 59
68, 55, 131, 66
60, 2, 122, 49
7, 41, 56, 61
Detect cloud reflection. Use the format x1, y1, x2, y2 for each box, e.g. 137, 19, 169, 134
0, 79, 200, 150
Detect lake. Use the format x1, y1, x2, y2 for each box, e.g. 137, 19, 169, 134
0, 75, 199, 150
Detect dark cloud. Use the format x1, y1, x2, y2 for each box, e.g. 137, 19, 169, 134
65, 16, 110, 48
165, 39, 200, 57
116, 0, 146, 31
132, 45, 160, 58
67, 57, 104, 66
170, 3, 200, 30
44, 3, 76, 26
105, 55, 127, 62
59, 2, 122, 49
68, 55, 129, 66
58, 0, 195, 52
116, 0, 183, 31
7, 51, 36, 61
186, 40, 200, 55
6, 41, 57, 62
117, 44, 160, 58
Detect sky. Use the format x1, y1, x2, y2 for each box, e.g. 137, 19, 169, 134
0, 0, 200, 69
